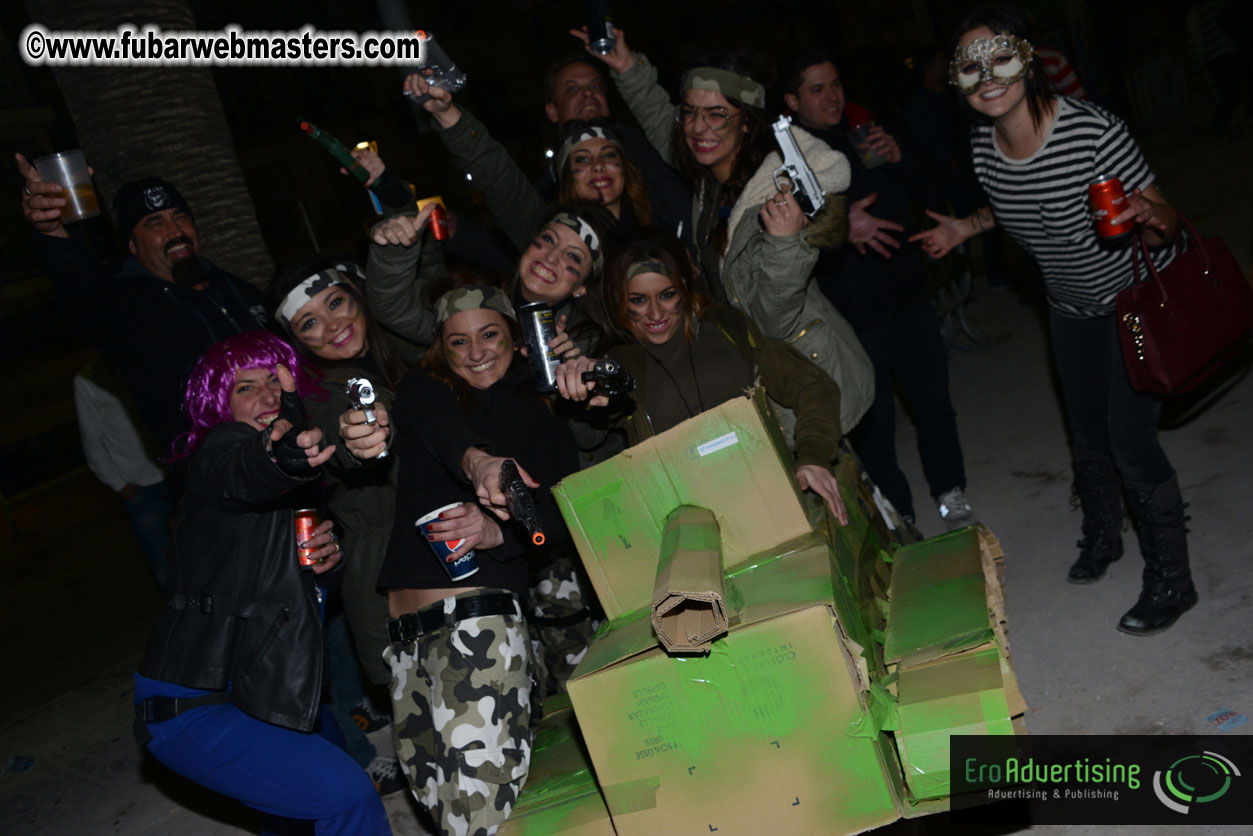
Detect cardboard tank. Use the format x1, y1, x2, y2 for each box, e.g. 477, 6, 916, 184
502, 389, 1025, 836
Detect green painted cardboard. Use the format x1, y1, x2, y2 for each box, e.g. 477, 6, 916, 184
652, 506, 729, 654
553, 391, 812, 620
500, 696, 617, 836
882, 527, 994, 667
568, 547, 900, 836
895, 646, 1017, 800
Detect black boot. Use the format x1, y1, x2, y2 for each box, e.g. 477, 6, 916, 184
1118, 475, 1198, 636
1066, 457, 1124, 584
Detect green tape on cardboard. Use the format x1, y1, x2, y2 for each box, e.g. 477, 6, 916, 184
507, 788, 611, 834
601, 775, 660, 814
518, 766, 595, 807
848, 681, 899, 738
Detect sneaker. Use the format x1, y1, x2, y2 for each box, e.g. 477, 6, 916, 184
936, 487, 975, 530
350, 697, 390, 734
366, 755, 406, 797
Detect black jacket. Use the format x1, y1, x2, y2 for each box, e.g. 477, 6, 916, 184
379, 360, 579, 597
805, 119, 935, 329
138, 422, 326, 732
33, 234, 267, 458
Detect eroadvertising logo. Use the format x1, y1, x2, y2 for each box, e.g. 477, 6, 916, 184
950, 735, 1252, 825
1153, 750, 1240, 814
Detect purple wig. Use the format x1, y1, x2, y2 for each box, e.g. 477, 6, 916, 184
173, 330, 322, 458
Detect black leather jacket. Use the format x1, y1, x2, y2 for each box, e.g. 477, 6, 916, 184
138, 422, 326, 732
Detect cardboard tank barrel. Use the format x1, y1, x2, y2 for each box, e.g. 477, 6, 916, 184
499, 388, 1025, 835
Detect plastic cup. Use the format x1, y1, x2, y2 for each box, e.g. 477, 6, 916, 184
416, 502, 479, 581
847, 122, 886, 170
33, 150, 100, 223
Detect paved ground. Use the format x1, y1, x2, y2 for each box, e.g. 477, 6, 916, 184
2, 117, 1250, 835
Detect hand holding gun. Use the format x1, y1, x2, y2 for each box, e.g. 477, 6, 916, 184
501, 459, 545, 546
346, 377, 388, 458
580, 358, 636, 398
403, 31, 467, 104
771, 116, 826, 217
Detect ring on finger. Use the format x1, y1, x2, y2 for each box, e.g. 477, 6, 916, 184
774, 200, 786, 207
23, 184, 33, 197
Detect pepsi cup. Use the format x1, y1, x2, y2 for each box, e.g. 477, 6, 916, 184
416, 502, 479, 581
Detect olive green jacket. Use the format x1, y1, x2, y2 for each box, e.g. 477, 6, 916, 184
608, 306, 841, 469
612, 54, 875, 433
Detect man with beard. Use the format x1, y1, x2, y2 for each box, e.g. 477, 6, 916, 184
18, 158, 267, 479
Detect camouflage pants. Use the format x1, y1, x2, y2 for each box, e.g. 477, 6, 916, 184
527, 553, 602, 696
383, 590, 535, 836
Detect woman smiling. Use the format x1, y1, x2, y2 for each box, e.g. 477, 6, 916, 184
574, 30, 875, 435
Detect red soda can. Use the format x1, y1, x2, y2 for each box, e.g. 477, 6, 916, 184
294, 508, 322, 567
1089, 176, 1134, 239
430, 203, 450, 241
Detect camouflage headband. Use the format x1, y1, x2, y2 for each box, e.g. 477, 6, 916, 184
555, 125, 624, 173
547, 211, 604, 278
276, 268, 351, 330
681, 67, 766, 109
625, 259, 671, 281
435, 283, 516, 325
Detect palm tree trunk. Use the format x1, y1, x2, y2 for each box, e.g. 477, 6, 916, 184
24, 0, 273, 287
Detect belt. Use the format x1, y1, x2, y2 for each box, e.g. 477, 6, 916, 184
387, 592, 518, 644
138, 692, 231, 724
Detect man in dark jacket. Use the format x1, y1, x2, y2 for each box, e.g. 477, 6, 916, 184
18, 155, 268, 470
778, 52, 974, 531
537, 54, 691, 235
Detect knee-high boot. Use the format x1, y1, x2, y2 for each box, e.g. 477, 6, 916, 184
1066, 456, 1124, 584
1118, 474, 1198, 635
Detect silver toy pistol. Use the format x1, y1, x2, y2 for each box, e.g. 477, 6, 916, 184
403, 31, 467, 103
346, 377, 388, 459
771, 116, 826, 217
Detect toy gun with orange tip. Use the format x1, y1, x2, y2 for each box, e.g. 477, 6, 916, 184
501, 459, 545, 546
771, 115, 826, 216
298, 119, 369, 183
403, 31, 467, 103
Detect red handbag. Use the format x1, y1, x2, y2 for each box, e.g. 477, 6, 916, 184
1116, 215, 1253, 396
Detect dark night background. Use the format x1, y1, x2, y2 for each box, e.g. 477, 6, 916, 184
0, 0, 1216, 534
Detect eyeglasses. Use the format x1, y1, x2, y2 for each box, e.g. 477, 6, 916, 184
676, 104, 740, 130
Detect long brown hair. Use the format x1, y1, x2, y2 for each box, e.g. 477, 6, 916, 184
602, 227, 707, 346
671, 51, 775, 254
266, 256, 408, 388
555, 119, 654, 226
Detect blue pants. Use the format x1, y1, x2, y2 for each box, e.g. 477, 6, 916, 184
848, 303, 966, 519
138, 687, 390, 836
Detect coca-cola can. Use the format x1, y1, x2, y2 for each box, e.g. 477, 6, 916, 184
295, 508, 322, 567
430, 203, 450, 241
1089, 176, 1134, 239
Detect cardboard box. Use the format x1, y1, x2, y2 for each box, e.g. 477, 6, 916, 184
568, 546, 901, 836
554, 390, 812, 620
499, 696, 617, 836
652, 506, 729, 654
880, 526, 1026, 802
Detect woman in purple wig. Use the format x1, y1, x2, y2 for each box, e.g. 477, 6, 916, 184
133, 330, 393, 835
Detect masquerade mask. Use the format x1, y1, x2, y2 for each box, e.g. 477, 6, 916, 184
949, 32, 1034, 96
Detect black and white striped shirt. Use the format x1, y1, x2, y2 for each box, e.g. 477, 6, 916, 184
972, 96, 1173, 317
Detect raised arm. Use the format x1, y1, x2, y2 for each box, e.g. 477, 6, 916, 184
364, 205, 443, 346
570, 29, 677, 166
405, 74, 548, 253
